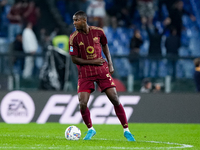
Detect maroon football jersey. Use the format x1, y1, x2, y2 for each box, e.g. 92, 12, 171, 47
69, 26, 110, 78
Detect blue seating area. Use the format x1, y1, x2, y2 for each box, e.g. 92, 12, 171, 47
0, 3, 10, 37
103, 27, 132, 56
103, 21, 199, 79
55, 0, 66, 19
0, 0, 200, 79
190, 0, 200, 29
100, 0, 200, 79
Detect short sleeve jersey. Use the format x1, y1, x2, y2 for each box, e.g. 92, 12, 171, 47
69, 26, 110, 78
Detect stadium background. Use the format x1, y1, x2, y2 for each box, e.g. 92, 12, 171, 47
0, 0, 200, 124
0, 0, 200, 93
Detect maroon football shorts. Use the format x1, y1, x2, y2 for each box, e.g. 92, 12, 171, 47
78, 72, 116, 93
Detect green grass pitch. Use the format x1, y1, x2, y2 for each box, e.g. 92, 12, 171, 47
0, 123, 199, 150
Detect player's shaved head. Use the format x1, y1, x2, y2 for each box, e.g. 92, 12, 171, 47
74, 11, 87, 20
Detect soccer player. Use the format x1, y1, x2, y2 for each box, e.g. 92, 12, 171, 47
69, 10, 135, 141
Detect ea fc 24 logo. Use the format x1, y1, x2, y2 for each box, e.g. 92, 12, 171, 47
1, 91, 35, 123
37, 95, 140, 124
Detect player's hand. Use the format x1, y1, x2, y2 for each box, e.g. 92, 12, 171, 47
108, 64, 114, 75
93, 58, 105, 65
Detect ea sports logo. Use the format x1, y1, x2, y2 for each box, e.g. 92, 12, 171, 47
1, 91, 35, 123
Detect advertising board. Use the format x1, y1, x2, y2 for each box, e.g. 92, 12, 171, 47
0, 91, 199, 123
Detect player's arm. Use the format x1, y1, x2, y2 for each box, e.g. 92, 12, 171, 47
71, 55, 105, 65
102, 44, 114, 74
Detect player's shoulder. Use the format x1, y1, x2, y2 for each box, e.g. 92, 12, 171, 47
90, 26, 105, 33
70, 30, 79, 39
69, 30, 78, 45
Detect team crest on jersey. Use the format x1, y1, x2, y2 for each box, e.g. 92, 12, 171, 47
86, 46, 94, 54
93, 37, 98, 42
79, 42, 84, 46
70, 46, 73, 52
86, 46, 97, 59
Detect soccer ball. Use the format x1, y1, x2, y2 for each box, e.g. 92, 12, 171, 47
65, 126, 81, 140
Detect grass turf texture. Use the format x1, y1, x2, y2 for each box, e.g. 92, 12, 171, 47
0, 123, 199, 150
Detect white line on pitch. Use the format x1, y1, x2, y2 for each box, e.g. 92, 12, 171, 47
91, 138, 193, 149
0, 135, 193, 149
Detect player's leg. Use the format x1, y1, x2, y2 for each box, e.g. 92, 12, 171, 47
78, 92, 92, 128
78, 91, 96, 140
105, 87, 135, 141
78, 77, 96, 140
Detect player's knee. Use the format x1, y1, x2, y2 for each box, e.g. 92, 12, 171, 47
78, 93, 89, 110
79, 99, 87, 110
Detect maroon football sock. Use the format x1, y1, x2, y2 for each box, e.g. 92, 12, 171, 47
80, 107, 92, 128
114, 104, 129, 128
